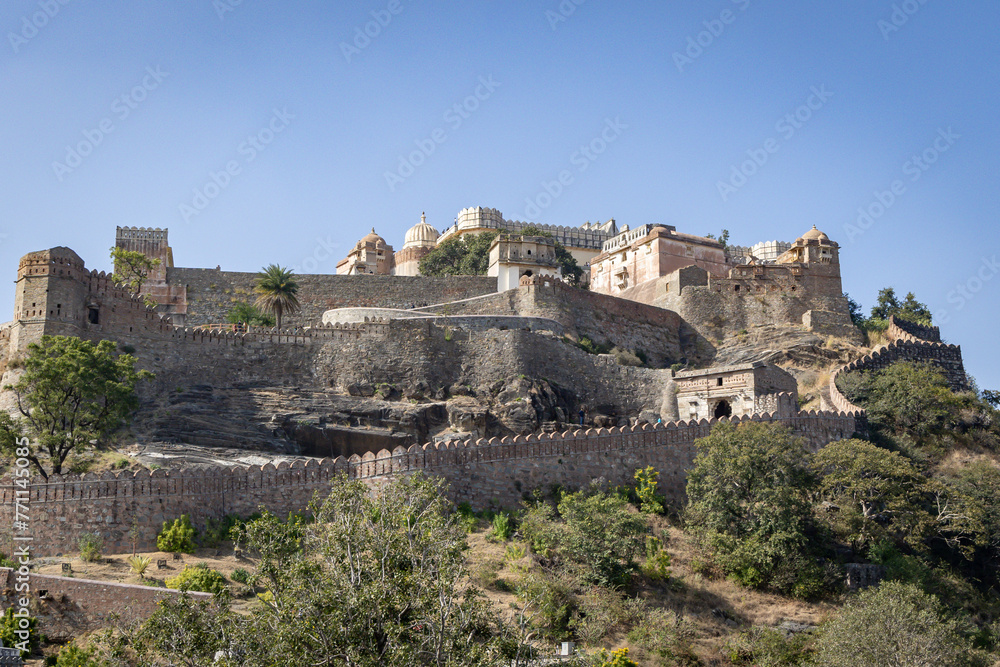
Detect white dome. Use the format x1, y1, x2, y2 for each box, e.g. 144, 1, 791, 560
404, 213, 439, 248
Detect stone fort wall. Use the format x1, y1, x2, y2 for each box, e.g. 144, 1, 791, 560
169, 268, 497, 328
828, 316, 968, 415
409, 280, 694, 367
0, 411, 861, 557
0, 568, 211, 640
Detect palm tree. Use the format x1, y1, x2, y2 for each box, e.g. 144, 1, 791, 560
254, 264, 300, 330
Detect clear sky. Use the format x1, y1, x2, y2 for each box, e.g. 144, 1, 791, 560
2, 1, 998, 388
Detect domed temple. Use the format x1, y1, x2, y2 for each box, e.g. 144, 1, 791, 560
393, 213, 440, 276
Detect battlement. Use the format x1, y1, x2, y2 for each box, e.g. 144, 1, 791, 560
827, 315, 967, 418
0, 409, 862, 556
17, 247, 86, 281
441, 207, 616, 252
116, 226, 169, 244
887, 315, 941, 343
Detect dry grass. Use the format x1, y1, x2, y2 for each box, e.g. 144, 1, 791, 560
463, 518, 836, 665
35, 547, 256, 590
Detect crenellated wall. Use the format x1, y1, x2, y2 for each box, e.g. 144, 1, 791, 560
827, 316, 968, 418
0, 411, 861, 557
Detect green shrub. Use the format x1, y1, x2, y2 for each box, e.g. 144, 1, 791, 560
515, 572, 578, 640
157, 515, 196, 554
52, 643, 103, 667
627, 608, 698, 664
611, 347, 643, 367
575, 336, 612, 355
199, 514, 242, 548
641, 536, 672, 581
0, 607, 39, 658
78, 533, 104, 563
127, 555, 151, 578
487, 512, 513, 541
520, 489, 648, 588
165, 563, 227, 595
634, 466, 666, 515
594, 647, 638, 667
0, 552, 17, 569
230, 567, 251, 585
455, 502, 478, 533
813, 581, 974, 667
725, 626, 813, 666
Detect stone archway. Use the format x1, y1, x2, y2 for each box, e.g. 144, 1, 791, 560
713, 400, 732, 419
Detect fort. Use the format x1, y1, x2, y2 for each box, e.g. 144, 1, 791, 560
0, 212, 969, 559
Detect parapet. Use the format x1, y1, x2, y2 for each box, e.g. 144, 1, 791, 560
116, 226, 169, 244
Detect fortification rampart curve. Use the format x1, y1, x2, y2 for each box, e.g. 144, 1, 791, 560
827, 315, 968, 418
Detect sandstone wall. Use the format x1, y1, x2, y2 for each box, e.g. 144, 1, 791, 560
827, 316, 968, 419
410, 282, 689, 367
0, 568, 211, 639
169, 269, 497, 328
0, 412, 860, 557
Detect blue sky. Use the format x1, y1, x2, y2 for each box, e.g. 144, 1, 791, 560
2, 1, 998, 389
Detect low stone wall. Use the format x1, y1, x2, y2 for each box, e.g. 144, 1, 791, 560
0, 568, 211, 639
0, 411, 860, 557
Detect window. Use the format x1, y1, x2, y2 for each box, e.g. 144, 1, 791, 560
88, 308, 100, 325
716, 378, 723, 387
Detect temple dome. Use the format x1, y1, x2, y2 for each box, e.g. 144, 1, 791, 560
801, 225, 830, 242
403, 213, 439, 248
359, 228, 387, 248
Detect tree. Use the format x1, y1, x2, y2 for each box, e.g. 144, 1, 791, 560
520, 488, 648, 588
0, 336, 153, 478
107, 474, 518, 666
869, 287, 901, 322
253, 265, 300, 330
685, 422, 822, 596
982, 389, 1000, 408
869, 287, 932, 326
419, 232, 500, 277
225, 302, 275, 328
898, 291, 933, 327
838, 362, 967, 438
110, 247, 161, 306
844, 292, 865, 327
705, 229, 730, 248
418, 237, 471, 276
418, 228, 585, 285
813, 581, 974, 667
811, 439, 932, 552
948, 461, 1000, 561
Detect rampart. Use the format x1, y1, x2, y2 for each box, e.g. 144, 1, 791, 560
0, 411, 860, 557
827, 316, 968, 415
0, 568, 210, 639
